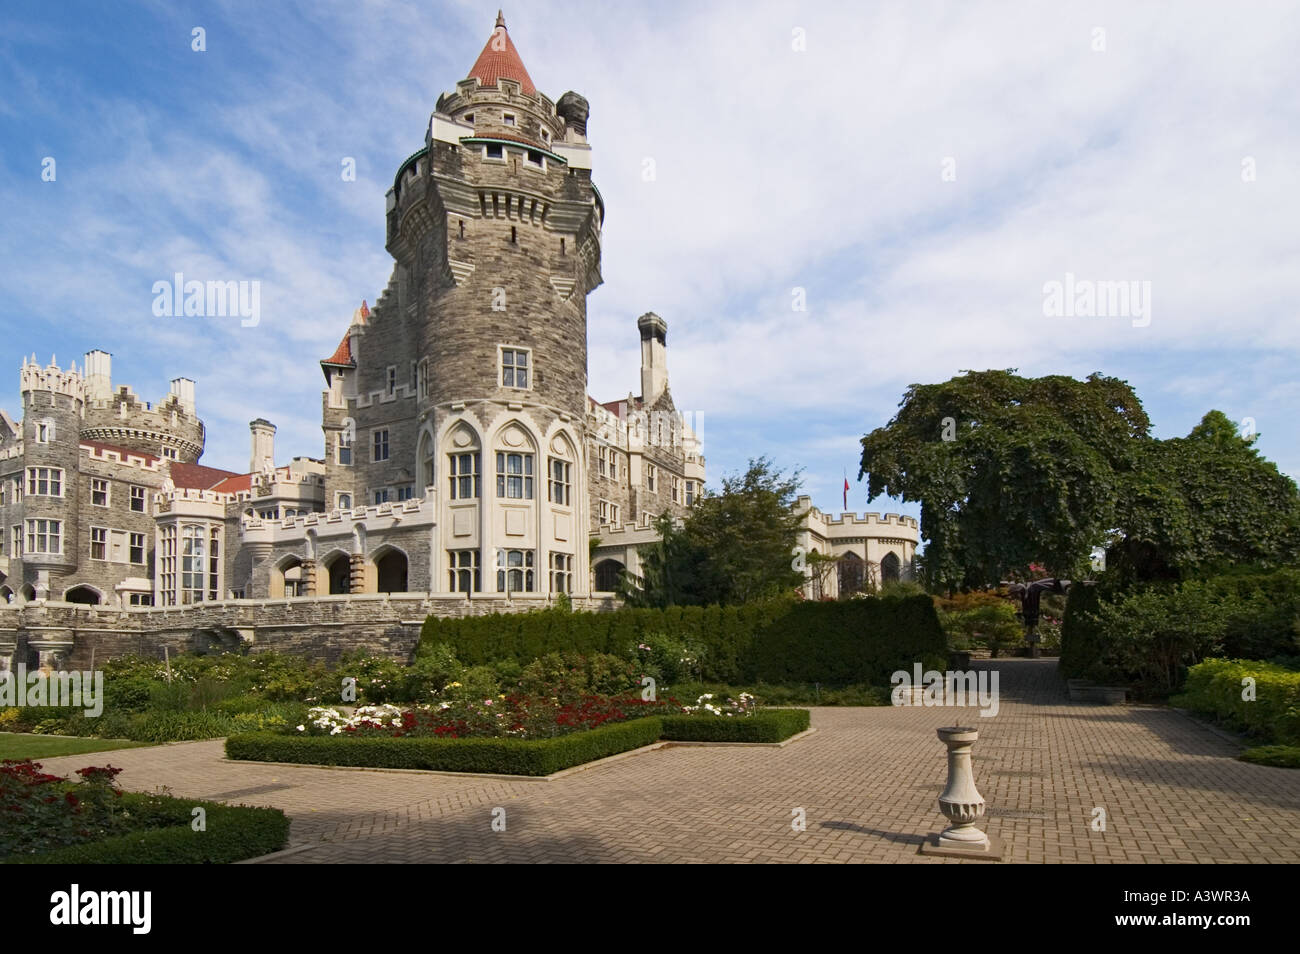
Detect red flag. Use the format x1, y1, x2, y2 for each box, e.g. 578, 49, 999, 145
843, 476, 850, 511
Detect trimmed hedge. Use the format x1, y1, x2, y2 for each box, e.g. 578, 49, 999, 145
226, 717, 666, 776
5, 793, 288, 864
1059, 582, 1108, 680
420, 596, 945, 687
1174, 658, 1300, 744
659, 709, 810, 743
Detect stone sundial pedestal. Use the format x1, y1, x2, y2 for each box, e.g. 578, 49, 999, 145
919, 726, 1004, 860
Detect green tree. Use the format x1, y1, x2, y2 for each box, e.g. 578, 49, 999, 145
623, 457, 804, 606
858, 370, 1149, 590
1110, 411, 1300, 581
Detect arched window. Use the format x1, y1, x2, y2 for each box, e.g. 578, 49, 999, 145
881, 551, 902, 584
594, 559, 624, 593
838, 552, 865, 596
418, 431, 435, 493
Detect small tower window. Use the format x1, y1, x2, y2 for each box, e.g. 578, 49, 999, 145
526, 150, 543, 168
560, 238, 565, 255
485, 144, 504, 160
464, 113, 474, 123
458, 219, 465, 239
503, 113, 516, 126
510, 226, 517, 244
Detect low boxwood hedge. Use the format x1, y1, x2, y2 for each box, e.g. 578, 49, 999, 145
5, 793, 288, 864
659, 709, 811, 743
227, 716, 666, 776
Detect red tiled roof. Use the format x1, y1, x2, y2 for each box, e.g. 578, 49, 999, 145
322, 331, 352, 367
467, 13, 536, 97
81, 440, 159, 464
210, 473, 253, 494
168, 461, 243, 491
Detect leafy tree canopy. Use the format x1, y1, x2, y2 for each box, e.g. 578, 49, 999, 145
859, 370, 1300, 589
623, 457, 804, 607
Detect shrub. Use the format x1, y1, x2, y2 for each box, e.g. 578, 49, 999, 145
5, 795, 288, 864
659, 709, 810, 743
418, 595, 945, 688
1239, 745, 1300, 769
227, 717, 665, 776
1175, 658, 1300, 744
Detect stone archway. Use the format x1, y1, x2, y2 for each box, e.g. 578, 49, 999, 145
373, 548, 409, 593
838, 552, 865, 597
323, 551, 351, 594
64, 585, 103, 605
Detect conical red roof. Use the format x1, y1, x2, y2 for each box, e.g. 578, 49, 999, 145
467, 11, 536, 96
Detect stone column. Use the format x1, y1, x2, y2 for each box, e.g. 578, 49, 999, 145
349, 553, 367, 594
300, 559, 318, 596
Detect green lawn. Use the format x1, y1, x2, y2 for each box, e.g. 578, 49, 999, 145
0, 733, 154, 761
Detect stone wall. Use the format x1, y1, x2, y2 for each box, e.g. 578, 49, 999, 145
0, 593, 619, 670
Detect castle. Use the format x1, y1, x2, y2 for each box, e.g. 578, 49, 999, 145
0, 15, 915, 669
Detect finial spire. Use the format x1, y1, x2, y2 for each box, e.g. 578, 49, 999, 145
496, 10, 506, 29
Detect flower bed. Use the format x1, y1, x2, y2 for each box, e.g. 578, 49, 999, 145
1, 759, 288, 864
294, 692, 671, 740
227, 717, 666, 776
659, 708, 811, 743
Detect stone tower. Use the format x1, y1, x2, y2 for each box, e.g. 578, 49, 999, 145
344, 11, 604, 596
18, 357, 85, 598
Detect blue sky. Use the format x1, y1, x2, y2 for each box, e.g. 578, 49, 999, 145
2, 0, 1299, 526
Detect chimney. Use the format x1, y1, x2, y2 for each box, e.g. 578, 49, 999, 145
84, 350, 112, 401
250, 418, 276, 473
637, 312, 668, 403
169, 377, 196, 414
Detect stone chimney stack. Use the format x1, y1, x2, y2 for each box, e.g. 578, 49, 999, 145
84, 350, 112, 402
169, 377, 196, 414
637, 312, 668, 403
250, 418, 276, 473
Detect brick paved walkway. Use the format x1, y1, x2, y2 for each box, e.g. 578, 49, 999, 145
35, 660, 1300, 863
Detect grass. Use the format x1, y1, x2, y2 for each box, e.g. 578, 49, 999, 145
0, 733, 154, 761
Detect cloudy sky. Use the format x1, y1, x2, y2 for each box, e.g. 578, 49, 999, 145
2, 0, 1298, 522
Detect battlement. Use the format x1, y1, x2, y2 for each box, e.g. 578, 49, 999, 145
796, 495, 920, 534
80, 442, 162, 472
19, 356, 85, 402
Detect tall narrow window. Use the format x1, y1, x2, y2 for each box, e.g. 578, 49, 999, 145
645, 463, 657, 493
129, 532, 146, 565
548, 459, 571, 506
496, 452, 534, 499
449, 452, 480, 499
386, 366, 397, 397
448, 549, 481, 593
549, 553, 573, 593
338, 433, 353, 465
91, 479, 110, 507
181, 525, 205, 604
90, 527, 108, 560
130, 485, 147, 512
372, 429, 390, 462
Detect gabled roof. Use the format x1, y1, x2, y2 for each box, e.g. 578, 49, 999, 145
467, 12, 536, 97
